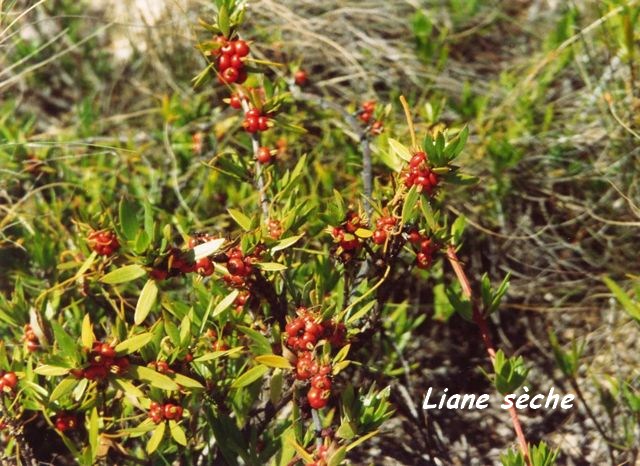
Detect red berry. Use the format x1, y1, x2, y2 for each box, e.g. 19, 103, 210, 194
257, 116, 269, 131
229, 94, 242, 109
410, 152, 426, 168
114, 357, 130, 373
257, 146, 272, 164
220, 42, 234, 55
236, 69, 248, 84
310, 375, 331, 390
220, 67, 239, 84
362, 100, 376, 112
416, 252, 432, 269
359, 111, 372, 123
196, 257, 214, 277
372, 229, 387, 245
155, 361, 170, 374
150, 268, 168, 281
286, 319, 304, 338
307, 387, 329, 409
294, 70, 308, 86
234, 40, 250, 57
408, 230, 421, 244
2, 372, 17, 390
100, 343, 116, 359
218, 54, 231, 70
243, 116, 259, 133
183, 353, 193, 363
230, 54, 243, 70
84, 364, 108, 380
227, 257, 246, 276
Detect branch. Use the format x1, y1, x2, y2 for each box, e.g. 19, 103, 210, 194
240, 100, 270, 221
446, 245, 531, 466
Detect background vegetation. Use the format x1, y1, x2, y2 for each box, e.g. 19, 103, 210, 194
1, 0, 639, 464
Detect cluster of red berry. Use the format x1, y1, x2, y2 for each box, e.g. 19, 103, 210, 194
403, 151, 439, 195
294, 352, 332, 409
150, 236, 217, 281
0, 371, 18, 392
23, 324, 39, 352
222, 246, 263, 288
407, 230, 436, 269
285, 308, 347, 410
372, 215, 397, 245
212, 35, 250, 85
207, 329, 230, 351
242, 108, 271, 134
331, 211, 366, 252
150, 360, 174, 375
266, 219, 283, 239
357, 100, 384, 136
71, 342, 129, 380
88, 230, 119, 256
148, 401, 183, 424
54, 412, 78, 432
233, 289, 250, 313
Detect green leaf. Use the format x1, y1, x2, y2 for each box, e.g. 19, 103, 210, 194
211, 289, 239, 320
402, 186, 419, 224
51, 321, 79, 363
35, 365, 70, 376
135, 279, 159, 325
354, 228, 373, 239
169, 420, 187, 446
129, 365, 178, 391
271, 235, 304, 253
171, 372, 204, 389
192, 346, 243, 362
112, 378, 145, 398
115, 332, 153, 354
228, 208, 252, 231
255, 354, 292, 369
147, 422, 165, 454
218, 4, 230, 37
388, 138, 411, 162
50, 377, 77, 401
231, 365, 269, 389
101, 265, 147, 285
256, 262, 287, 271
119, 198, 139, 241
604, 276, 640, 322
81, 314, 94, 349
328, 446, 347, 466
89, 407, 99, 460
451, 215, 466, 245
333, 344, 351, 365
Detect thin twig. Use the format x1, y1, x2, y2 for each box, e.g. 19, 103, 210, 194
240, 99, 270, 220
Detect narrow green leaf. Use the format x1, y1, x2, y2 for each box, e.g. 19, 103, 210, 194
171, 372, 204, 389
115, 332, 153, 354
119, 198, 139, 241
112, 378, 144, 398
129, 365, 178, 391
50, 377, 77, 401
271, 235, 304, 253
255, 354, 292, 369
228, 208, 252, 231
147, 422, 165, 454
256, 262, 287, 271
134, 279, 159, 325
169, 420, 187, 446
89, 407, 99, 460
101, 265, 147, 285
402, 186, 419, 224
81, 314, 94, 349
604, 276, 640, 322
389, 138, 411, 162
231, 365, 269, 389
35, 365, 70, 376
210, 290, 239, 321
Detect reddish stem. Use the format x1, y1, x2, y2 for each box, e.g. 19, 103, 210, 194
446, 245, 531, 465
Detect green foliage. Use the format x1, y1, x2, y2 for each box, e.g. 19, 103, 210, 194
492, 350, 529, 395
